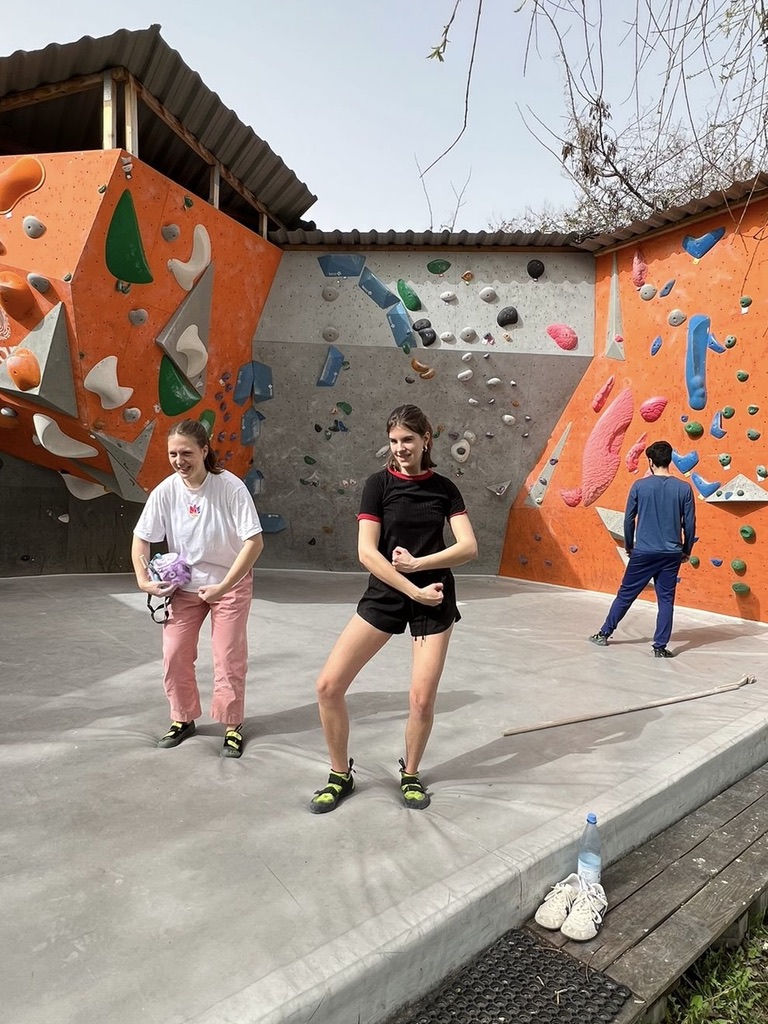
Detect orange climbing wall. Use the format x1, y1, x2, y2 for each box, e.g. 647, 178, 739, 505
0, 151, 281, 501
500, 200, 768, 622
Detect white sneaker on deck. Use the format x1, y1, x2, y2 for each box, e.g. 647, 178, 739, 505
534, 872, 582, 930
560, 881, 608, 941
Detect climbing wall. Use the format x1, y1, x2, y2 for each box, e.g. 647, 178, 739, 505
252, 251, 594, 573
500, 203, 768, 621
0, 151, 281, 572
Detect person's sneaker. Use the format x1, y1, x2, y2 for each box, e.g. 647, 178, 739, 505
399, 758, 431, 809
534, 873, 582, 930
653, 646, 675, 658
157, 721, 196, 748
560, 881, 608, 941
589, 632, 610, 647
309, 759, 355, 814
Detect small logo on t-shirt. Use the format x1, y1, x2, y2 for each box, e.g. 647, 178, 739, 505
188, 503, 202, 517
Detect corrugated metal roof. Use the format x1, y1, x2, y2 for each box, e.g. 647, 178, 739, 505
0, 24, 317, 229
271, 175, 768, 252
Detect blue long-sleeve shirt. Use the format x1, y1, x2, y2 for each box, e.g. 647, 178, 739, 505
624, 474, 696, 556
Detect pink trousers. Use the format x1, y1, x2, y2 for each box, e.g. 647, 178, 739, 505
162, 572, 253, 725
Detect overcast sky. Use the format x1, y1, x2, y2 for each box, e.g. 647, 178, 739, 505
4, 1, 588, 231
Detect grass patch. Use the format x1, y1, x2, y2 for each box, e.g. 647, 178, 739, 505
665, 915, 768, 1023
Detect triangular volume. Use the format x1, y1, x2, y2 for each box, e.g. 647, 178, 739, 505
605, 254, 625, 361
94, 420, 156, 481
154, 263, 214, 396
0, 303, 77, 416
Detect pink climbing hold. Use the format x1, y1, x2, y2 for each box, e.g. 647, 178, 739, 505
560, 487, 583, 508
632, 249, 648, 288
581, 388, 635, 506
547, 324, 578, 351
592, 374, 615, 413
640, 396, 668, 423
625, 433, 648, 473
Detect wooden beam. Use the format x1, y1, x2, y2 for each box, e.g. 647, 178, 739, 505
102, 71, 116, 150
127, 73, 282, 229
124, 78, 139, 157
208, 163, 220, 208
0, 71, 113, 113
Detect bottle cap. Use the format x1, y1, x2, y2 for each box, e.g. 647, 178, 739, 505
586, 812, 597, 824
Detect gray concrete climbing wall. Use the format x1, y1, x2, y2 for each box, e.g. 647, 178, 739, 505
252, 251, 594, 573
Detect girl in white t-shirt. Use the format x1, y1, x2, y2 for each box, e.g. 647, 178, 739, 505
131, 419, 264, 758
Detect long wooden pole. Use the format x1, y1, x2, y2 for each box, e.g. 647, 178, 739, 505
502, 674, 757, 737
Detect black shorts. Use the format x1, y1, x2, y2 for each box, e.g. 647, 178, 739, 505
356, 571, 461, 637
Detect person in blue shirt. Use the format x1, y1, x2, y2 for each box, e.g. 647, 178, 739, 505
589, 440, 696, 658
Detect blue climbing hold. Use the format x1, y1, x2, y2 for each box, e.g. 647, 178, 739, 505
672, 450, 699, 474
682, 227, 725, 260
691, 472, 722, 498
650, 336, 662, 356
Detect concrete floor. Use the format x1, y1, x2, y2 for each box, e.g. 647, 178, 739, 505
2, 570, 768, 1024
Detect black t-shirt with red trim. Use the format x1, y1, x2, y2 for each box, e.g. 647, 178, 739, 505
358, 467, 467, 586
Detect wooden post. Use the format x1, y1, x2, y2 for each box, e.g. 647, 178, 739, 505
102, 71, 116, 150
124, 77, 139, 157
209, 163, 220, 208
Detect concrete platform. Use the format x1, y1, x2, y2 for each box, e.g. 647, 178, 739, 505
2, 570, 767, 1024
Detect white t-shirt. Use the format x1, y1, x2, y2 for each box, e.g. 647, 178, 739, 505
134, 470, 263, 590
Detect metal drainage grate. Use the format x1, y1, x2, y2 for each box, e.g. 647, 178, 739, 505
386, 928, 632, 1024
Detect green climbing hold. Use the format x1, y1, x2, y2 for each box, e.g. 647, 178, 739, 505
721, 406, 735, 419
98, 184, 107, 194
63, 272, 72, 282
684, 421, 704, 439
747, 429, 761, 441
757, 465, 767, 478
105, 190, 153, 284
731, 558, 747, 572
736, 370, 750, 382
184, 195, 194, 209
740, 525, 756, 541
718, 453, 731, 467
402, 342, 411, 356
427, 259, 451, 275
740, 296, 752, 308
732, 582, 750, 595
688, 556, 700, 567
724, 335, 737, 348
198, 410, 215, 436
336, 401, 352, 416
397, 279, 422, 311
303, 455, 317, 465
748, 405, 759, 415
158, 355, 201, 415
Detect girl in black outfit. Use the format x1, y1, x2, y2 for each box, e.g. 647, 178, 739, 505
309, 405, 477, 813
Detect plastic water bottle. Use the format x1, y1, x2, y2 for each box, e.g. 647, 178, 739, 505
577, 812, 602, 885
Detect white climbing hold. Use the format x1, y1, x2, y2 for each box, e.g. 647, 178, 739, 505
83, 355, 133, 410
322, 287, 339, 301
463, 430, 477, 443
440, 332, 456, 343
510, 380, 517, 386
461, 353, 473, 362
168, 224, 211, 291
440, 291, 457, 303
34, 414, 99, 458
502, 414, 516, 425
322, 327, 339, 342
460, 327, 477, 342
479, 287, 497, 302
376, 444, 389, 458
468, 398, 479, 406
450, 440, 470, 463
57, 513, 70, 523
487, 481, 511, 496
23, 216, 46, 238
457, 368, 474, 381
176, 324, 209, 378
486, 377, 501, 386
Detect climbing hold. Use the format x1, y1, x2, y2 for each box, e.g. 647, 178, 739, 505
337, 401, 353, 415
668, 309, 686, 327
671, 450, 699, 474
84, 355, 133, 409
487, 481, 511, 496
526, 259, 545, 280
722, 406, 735, 419
128, 308, 148, 326
322, 327, 339, 343
450, 440, 470, 463
685, 314, 716, 411
183, 196, 195, 209
569, 545, 579, 554
461, 271, 474, 283
650, 336, 662, 356
659, 279, 675, 297
725, 335, 737, 348
502, 414, 516, 425
419, 329, 437, 346
710, 411, 726, 439
463, 430, 477, 443
359, 269, 397, 309
427, 259, 451, 275
411, 358, 430, 373
748, 405, 759, 415
479, 287, 497, 302
684, 421, 704, 438
420, 368, 436, 380
440, 291, 457, 303
457, 369, 474, 382
740, 295, 752, 309
740, 525, 756, 541
639, 284, 657, 301
497, 306, 518, 327
757, 466, 768, 479
158, 355, 201, 415
483, 333, 495, 345
737, 370, 750, 382
461, 353, 473, 362
710, 558, 723, 567
161, 223, 181, 242
626, 435, 649, 473
460, 327, 477, 342
692, 473, 722, 498
105, 190, 154, 283
592, 376, 615, 413
718, 454, 732, 467
688, 556, 700, 567
747, 429, 761, 441
5, 347, 41, 390
440, 332, 456, 343
731, 558, 747, 572
322, 286, 339, 302
303, 456, 317, 465
0, 406, 17, 417
413, 318, 432, 332
168, 224, 211, 291
27, 274, 50, 294
22, 216, 46, 239
123, 407, 141, 423
640, 396, 668, 423
468, 398, 479, 406
546, 324, 578, 350
486, 377, 501, 387
732, 582, 751, 595
0, 156, 46, 214
682, 227, 725, 260
405, 376, 416, 384
33, 414, 98, 458
632, 250, 648, 287
0, 271, 36, 320
396, 280, 422, 311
